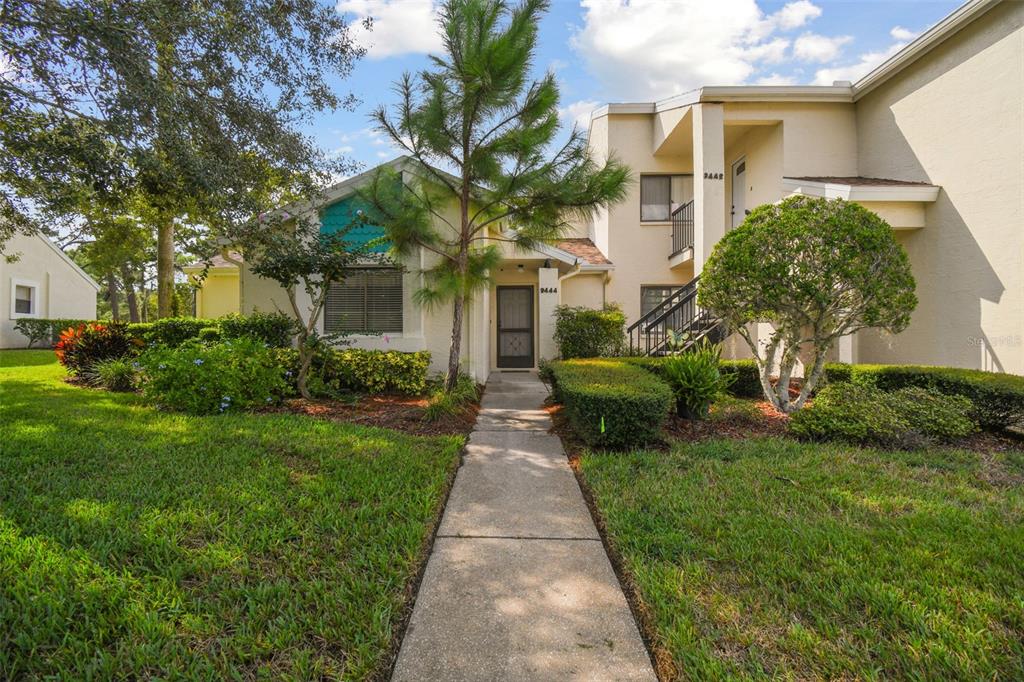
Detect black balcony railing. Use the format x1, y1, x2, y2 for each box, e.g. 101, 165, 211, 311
670, 200, 694, 258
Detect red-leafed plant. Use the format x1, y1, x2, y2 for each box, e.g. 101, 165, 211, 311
55, 322, 137, 375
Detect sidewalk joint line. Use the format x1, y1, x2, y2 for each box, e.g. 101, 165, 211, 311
436, 533, 601, 541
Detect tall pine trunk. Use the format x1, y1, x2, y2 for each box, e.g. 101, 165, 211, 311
445, 295, 464, 391
157, 215, 175, 318
106, 274, 120, 321
122, 264, 140, 322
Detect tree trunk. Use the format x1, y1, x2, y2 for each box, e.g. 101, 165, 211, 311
445, 295, 464, 392
122, 264, 140, 322
107, 274, 120, 322
157, 215, 175, 318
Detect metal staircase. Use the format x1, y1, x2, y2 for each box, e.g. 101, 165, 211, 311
627, 276, 727, 355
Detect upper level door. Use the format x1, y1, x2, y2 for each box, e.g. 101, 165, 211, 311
731, 158, 746, 229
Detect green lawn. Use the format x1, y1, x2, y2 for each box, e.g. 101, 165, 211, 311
0, 350, 463, 679
578, 436, 1024, 680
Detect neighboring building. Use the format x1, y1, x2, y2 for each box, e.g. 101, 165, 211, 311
184, 252, 242, 319
1, 232, 100, 348
231, 0, 1021, 380
580, 0, 1022, 375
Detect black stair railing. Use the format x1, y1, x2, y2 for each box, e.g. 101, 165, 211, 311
627, 275, 727, 355
670, 200, 694, 257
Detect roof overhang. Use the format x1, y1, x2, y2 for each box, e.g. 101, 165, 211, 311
853, 0, 1000, 100
782, 178, 941, 202
37, 234, 101, 291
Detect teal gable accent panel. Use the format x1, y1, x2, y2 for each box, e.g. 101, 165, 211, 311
319, 196, 390, 253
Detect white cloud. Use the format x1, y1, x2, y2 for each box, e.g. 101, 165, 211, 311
337, 0, 443, 59
571, 0, 824, 100
772, 0, 822, 30
756, 72, 797, 86
793, 32, 852, 62
890, 25, 917, 42
813, 40, 906, 85
558, 99, 600, 130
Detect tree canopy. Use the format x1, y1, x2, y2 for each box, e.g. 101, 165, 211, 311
1, 0, 365, 315
698, 195, 917, 412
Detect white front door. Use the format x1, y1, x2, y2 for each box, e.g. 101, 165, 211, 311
731, 158, 746, 229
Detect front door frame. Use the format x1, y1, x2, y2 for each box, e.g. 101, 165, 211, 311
496, 285, 535, 369
731, 156, 747, 229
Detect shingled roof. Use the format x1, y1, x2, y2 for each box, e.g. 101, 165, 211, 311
554, 238, 612, 266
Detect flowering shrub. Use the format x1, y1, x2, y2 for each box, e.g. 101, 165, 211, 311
54, 323, 139, 375
139, 338, 289, 414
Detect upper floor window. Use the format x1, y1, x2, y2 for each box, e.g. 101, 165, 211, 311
324, 267, 403, 334
640, 174, 694, 222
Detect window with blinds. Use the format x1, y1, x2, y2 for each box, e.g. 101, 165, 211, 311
640, 174, 694, 221
324, 268, 403, 333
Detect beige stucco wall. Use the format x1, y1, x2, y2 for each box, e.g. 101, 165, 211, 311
1, 233, 99, 348
854, 1, 1024, 374
560, 273, 605, 308
192, 269, 240, 319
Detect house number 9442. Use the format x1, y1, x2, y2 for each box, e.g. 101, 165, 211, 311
703, 172, 724, 180
540, 287, 558, 294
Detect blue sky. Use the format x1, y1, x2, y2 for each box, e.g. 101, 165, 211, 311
312, 0, 962, 174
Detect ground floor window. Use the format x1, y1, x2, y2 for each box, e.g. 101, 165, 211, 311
640, 286, 680, 317
324, 267, 403, 333
11, 280, 38, 317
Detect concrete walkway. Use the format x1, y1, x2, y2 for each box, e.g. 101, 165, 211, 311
392, 372, 656, 681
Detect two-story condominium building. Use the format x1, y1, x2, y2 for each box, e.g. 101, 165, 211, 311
232, 0, 1021, 381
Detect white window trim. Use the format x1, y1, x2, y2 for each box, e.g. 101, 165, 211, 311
10, 277, 40, 319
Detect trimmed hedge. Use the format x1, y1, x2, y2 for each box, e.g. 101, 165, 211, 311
625, 357, 762, 399
549, 359, 672, 449
790, 383, 976, 448
275, 348, 431, 396
13, 318, 93, 347
825, 363, 1024, 431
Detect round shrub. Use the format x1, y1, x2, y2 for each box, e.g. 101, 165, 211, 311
54, 323, 139, 375
553, 304, 626, 359
139, 338, 289, 414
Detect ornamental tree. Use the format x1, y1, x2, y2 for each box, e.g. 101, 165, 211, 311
359, 0, 630, 392
246, 217, 378, 399
698, 195, 917, 413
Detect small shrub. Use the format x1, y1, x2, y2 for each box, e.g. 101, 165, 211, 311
334, 349, 431, 394
720, 360, 762, 398
825, 363, 1024, 431
141, 317, 218, 347
887, 387, 976, 441
198, 326, 222, 343
55, 323, 139, 375
423, 373, 479, 421
139, 338, 289, 414
661, 341, 734, 419
549, 359, 672, 449
790, 383, 975, 448
83, 358, 139, 391
553, 304, 626, 359
218, 312, 295, 347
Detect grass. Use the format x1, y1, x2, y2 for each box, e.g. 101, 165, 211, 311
578, 435, 1024, 680
0, 350, 464, 679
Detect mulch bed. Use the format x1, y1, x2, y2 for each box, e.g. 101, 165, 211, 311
267, 395, 479, 437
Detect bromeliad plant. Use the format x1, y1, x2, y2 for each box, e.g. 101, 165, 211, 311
54, 322, 140, 375
661, 340, 735, 420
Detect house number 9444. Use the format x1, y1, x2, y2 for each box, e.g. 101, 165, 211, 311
703, 172, 724, 180
540, 287, 558, 294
